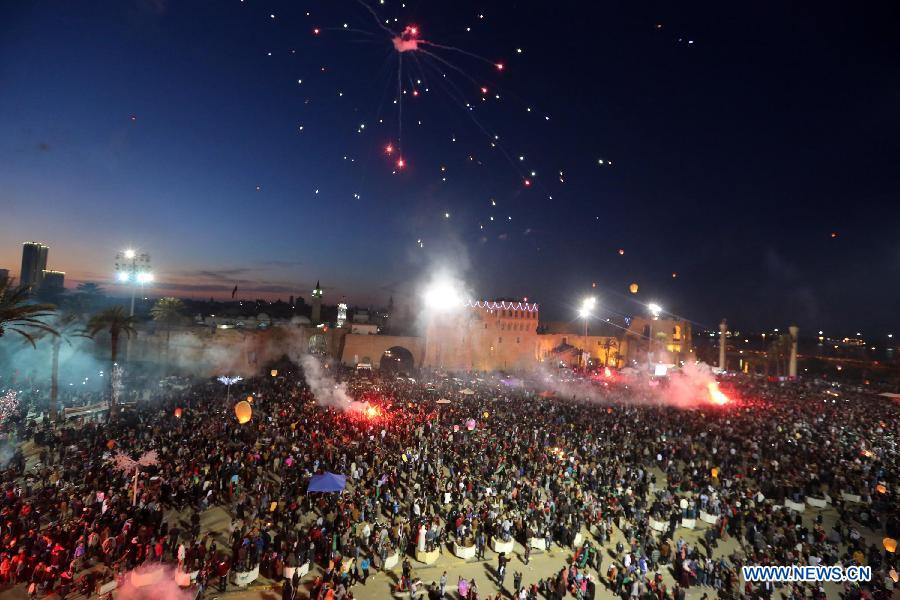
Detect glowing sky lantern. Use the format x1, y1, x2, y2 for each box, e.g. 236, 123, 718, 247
270, 369, 278, 377
629, 283, 639, 294
174, 407, 183, 418
234, 400, 252, 424
106, 439, 116, 450
876, 483, 887, 494
465, 418, 476, 431
711, 467, 719, 478
884, 537, 897, 553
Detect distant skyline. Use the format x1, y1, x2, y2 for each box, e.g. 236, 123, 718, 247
2, 1, 898, 336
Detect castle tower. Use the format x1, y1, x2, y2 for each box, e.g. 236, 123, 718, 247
311, 280, 323, 324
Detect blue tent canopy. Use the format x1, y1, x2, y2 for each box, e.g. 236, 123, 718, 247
307, 472, 347, 493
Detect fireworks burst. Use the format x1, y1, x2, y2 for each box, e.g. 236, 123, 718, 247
0, 390, 19, 426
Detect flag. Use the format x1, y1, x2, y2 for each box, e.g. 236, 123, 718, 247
231, 284, 238, 298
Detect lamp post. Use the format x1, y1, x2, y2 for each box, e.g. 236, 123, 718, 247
218, 375, 243, 403
578, 297, 596, 369
647, 302, 662, 370
115, 249, 152, 316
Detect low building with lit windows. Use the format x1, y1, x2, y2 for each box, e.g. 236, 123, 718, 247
623, 316, 694, 367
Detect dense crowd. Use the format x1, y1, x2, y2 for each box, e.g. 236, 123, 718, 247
0, 361, 897, 600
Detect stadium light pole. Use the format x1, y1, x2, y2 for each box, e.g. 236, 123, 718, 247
115, 249, 153, 316
647, 302, 662, 370
579, 297, 596, 369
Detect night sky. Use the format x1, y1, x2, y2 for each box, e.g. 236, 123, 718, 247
1, 1, 898, 336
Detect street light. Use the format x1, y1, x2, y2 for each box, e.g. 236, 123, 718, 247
115, 249, 152, 316
423, 277, 465, 312
647, 302, 663, 369
579, 297, 596, 369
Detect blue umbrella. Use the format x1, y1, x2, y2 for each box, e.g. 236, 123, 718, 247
307, 472, 347, 493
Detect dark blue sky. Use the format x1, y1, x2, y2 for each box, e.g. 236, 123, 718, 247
1, 0, 898, 336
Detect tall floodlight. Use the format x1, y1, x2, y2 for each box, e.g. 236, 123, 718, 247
578, 297, 597, 368
647, 302, 663, 369
115, 249, 152, 316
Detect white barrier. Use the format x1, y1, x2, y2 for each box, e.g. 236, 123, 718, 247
785, 499, 806, 512
680, 518, 696, 530
416, 548, 440, 564
453, 542, 477, 559
529, 538, 547, 550
841, 492, 862, 503
284, 562, 310, 580
384, 553, 399, 570
806, 497, 828, 509
99, 581, 118, 595
649, 518, 668, 533
233, 564, 260, 587
491, 538, 514, 554
699, 511, 718, 525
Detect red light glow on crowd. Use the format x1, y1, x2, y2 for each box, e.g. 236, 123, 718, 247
707, 381, 731, 406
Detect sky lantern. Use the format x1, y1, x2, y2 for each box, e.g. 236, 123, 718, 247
234, 400, 252, 424
106, 439, 116, 450
270, 369, 278, 377
884, 537, 897, 553
174, 407, 183, 418
465, 418, 476, 431
247, 394, 254, 404
711, 467, 719, 478
629, 283, 639, 294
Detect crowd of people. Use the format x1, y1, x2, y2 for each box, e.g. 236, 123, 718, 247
0, 359, 897, 600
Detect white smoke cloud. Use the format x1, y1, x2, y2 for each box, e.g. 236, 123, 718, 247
300, 354, 368, 412
115, 564, 194, 600
537, 362, 726, 409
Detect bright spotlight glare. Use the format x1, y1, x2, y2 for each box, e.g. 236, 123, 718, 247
136, 272, 154, 284
424, 279, 464, 312
578, 308, 590, 318
648, 302, 662, 317
117, 272, 131, 282
124, 249, 136, 259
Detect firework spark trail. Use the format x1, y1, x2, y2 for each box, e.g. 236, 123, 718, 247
420, 40, 502, 69
418, 54, 527, 179
355, 0, 396, 37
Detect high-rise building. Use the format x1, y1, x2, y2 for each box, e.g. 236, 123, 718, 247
40, 270, 65, 292
0, 269, 9, 285
311, 280, 323, 324
20, 242, 49, 289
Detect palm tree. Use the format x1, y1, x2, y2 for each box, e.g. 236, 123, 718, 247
150, 297, 185, 367
38, 313, 83, 421
86, 306, 136, 417
0, 278, 58, 347
68, 282, 106, 317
